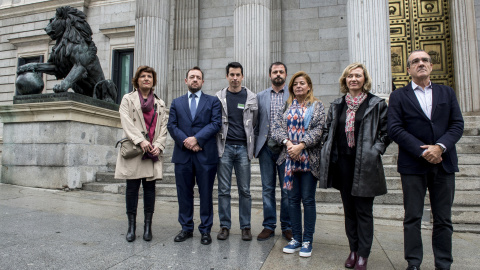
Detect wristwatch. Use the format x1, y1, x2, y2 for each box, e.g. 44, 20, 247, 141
282, 139, 289, 145
436, 143, 446, 152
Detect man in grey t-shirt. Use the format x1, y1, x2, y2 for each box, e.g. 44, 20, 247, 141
215, 62, 258, 241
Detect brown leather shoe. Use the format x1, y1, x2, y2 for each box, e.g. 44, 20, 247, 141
257, 228, 274, 241
354, 256, 368, 270
217, 227, 229, 240
282, 230, 293, 241
242, 228, 252, 241
345, 251, 358, 268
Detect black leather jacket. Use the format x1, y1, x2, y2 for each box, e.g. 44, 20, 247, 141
319, 93, 390, 197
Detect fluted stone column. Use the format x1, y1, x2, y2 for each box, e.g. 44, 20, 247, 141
347, 0, 391, 98
451, 0, 480, 113
270, 0, 281, 62
172, 0, 199, 100
234, 0, 271, 93
134, 0, 170, 100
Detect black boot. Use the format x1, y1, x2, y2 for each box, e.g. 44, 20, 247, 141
143, 212, 153, 241
126, 213, 136, 242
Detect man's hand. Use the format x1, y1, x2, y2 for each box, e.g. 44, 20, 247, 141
191, 144, 203, 152
183, 136, 198, 150
421, 145, 443, 164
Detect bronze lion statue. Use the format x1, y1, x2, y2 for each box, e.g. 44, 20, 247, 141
17, 6, 117, 103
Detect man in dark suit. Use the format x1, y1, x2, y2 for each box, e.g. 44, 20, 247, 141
167, 66, 222, 245
388, 50, 464, 270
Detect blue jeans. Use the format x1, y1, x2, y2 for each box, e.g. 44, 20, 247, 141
258, 145, 291, 231
217, 144, 252, 229
287, 171, 317, 243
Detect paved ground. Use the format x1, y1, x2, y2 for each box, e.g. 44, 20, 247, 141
0, 183, 478, 270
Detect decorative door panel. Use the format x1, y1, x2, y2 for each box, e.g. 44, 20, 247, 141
389, 0, 454, 89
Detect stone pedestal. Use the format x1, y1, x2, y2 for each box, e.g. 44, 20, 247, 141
0, 94, 122, 189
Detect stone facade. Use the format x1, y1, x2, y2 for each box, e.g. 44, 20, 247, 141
1, 0, 480, 118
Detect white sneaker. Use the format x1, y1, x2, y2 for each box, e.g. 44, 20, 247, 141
299, 241, 312, 257
283, 239, 301, 253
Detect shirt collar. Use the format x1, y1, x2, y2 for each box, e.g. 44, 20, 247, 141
188, 90, 202, 98
411, 81, 432, 92
270, 85, 285, 94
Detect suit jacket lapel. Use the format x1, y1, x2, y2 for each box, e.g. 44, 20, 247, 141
181, 94, 193, 122
430, 83, 439, 118
265, 90, 271, 121
405, 83, 430, 120
194, 94, 207, 121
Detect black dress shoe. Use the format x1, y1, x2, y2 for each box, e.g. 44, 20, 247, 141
201, 233, 212, 245
174, 230, 193, 242
406, 266, 420, 270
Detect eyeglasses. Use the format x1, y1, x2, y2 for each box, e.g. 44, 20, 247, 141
410, 57, 431, 65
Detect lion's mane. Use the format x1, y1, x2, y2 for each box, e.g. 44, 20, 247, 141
48, 6, 97, 79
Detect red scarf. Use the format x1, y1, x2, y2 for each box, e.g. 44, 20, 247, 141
345, 92, 367, 148
138, 89, 158, 162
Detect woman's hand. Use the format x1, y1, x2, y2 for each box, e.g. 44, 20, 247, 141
287, 142, 305, 161
140, 140, 153, 153
149, 145, 162, 157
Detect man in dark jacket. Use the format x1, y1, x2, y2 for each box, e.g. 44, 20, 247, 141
388, 50, 464, 270
167, 67, 222, 245
254, 62, 292, 241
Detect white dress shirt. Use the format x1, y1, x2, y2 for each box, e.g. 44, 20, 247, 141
412, 81, 433, 119
188, 90, 202, 108
411, 81, 446, 153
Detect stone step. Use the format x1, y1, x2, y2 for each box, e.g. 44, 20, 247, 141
81, 182, 480, 225
96, 172, 480, 191
82, 181, 480, 207
383, 153, 480, 165
154, 161, 480, 178
383, 164, 480, 178
160, 134, 480, 158
463, 127, 480, 136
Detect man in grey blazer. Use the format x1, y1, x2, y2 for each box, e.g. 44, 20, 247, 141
254, 62, 292, 241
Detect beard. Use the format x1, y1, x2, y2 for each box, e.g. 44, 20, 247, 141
272, 77, 285, 87
188, 85, 202, 93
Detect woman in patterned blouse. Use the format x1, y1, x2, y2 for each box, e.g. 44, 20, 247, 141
271, 71, 326, 258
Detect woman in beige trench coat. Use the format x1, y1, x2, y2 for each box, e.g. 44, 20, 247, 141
115, 66, 168, 242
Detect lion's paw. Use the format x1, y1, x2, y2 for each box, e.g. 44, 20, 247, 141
53, 84, 68, 93
17, 63, 36, 74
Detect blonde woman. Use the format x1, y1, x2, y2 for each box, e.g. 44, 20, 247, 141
319, 63, 390, 270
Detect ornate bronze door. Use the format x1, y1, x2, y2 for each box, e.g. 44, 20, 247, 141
389, 0, 454, 88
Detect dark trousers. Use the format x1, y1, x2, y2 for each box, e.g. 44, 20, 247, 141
174, 154, 217, 234
337, 154, 375, 258
401, 165, 455, 269
125, 178, 156, 215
